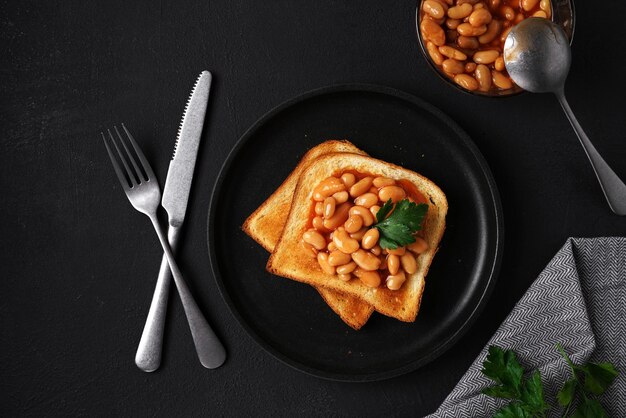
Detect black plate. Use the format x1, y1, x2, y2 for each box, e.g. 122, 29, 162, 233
208, 84, 503, 381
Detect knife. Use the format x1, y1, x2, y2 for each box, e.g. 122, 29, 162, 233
135, 71, 223, 371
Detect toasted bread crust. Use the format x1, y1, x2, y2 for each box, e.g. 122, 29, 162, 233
242, 140, 374, 329
243, 140, 363, 251
315, 288, 373, 330
267, 153, 448, 322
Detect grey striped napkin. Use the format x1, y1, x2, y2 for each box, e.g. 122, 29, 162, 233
428, 237, 625, 418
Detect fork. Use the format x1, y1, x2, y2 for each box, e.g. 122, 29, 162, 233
102, 125, 226, 369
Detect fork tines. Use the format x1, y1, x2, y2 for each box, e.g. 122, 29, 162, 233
102, 125, 155, 190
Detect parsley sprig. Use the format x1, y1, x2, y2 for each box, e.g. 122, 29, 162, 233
481, 346, 548, 418
374, 199, 428, 250
556, 344, 618, 418
481, 345, 618, 418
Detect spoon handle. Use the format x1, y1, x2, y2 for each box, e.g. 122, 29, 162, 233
555, 90, 626, 215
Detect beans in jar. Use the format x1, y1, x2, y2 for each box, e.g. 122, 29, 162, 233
419, 0, 552, 94
302, 172, 430, 291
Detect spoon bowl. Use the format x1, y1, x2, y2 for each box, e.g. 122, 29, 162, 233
504, 18, 571, 93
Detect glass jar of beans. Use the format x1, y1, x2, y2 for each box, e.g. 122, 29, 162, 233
416, 0, 574, 96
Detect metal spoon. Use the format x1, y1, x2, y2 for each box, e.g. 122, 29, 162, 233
504, 17, 626, 215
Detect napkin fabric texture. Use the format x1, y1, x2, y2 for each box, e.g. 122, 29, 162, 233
428, 237, 626, 417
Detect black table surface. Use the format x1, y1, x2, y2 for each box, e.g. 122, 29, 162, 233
2, 1, 626, 416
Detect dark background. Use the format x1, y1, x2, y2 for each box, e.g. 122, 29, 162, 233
2, 0, 626, 416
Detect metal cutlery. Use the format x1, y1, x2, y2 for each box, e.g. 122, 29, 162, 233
103, 124, 226, 369
134, 71, 213, 372
504, 18, 626, 215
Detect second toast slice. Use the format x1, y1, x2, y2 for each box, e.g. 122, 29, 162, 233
242, 141, 374, 329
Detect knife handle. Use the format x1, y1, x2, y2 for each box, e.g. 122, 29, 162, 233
148, 216, 227, 369
135, 226, 180, 372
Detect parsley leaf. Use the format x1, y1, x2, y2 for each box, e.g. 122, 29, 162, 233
481, 346, 524, 399
374, 199, 428, 250
557, 379, 577, 406
494, 403, 531, 418
571, 399, 608, 418
481, 347, 548, 417
519, 370, 547, 415
556, 343, 618, 417
483, 385, 520, 400
580, 363, 618, 396
483, 344, 619, 418
375, 199, 394, 223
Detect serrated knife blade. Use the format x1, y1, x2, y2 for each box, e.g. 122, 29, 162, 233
135, 70, 217, 372
162, 70, 212, 226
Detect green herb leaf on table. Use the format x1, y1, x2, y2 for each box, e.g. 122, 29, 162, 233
482, 344, 619, 418
483, 385, 519, 400
556, 344, 616, 418
519, 370, 548, 415
557, 379, 576, 407
482, 347, 548, 417
571, 398, 608, 418
493, 403, 532, 418
481, 346, 524, 399
580, 362, 618, 396
374, 199, 428, 250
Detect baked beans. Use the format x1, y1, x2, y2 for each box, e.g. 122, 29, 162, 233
408, 237, 429, 254
332, 191, 349, 204
333, 227, 360, 254
323, 196, 336, 218
419, 0, 552, 94
344, 215, 364, 233
303, 171, 429, 291
338, 273, 352, 282
336, 261, 357, 275
373, 176, 396, 188
328, 250, 352, 267
353, 268, 381, 288
354, 192, 379, 208
317, 252, 336, 275
341, 173, 356, 188
349, 205, 374, 226
386, 271, 406, 291
388, 254, 400, 275
349, 227, 368, 241
361, 228, 380, 249
349, 177, 373, 198
303, 230, 326, 250
323, 202, 350, 230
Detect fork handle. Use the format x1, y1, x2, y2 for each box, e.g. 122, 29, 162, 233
135, 226, 180, 372
148, 215, 227, 369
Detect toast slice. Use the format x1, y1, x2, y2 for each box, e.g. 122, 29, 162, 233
267, 153, 447, 322
242, 140, 374, 330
